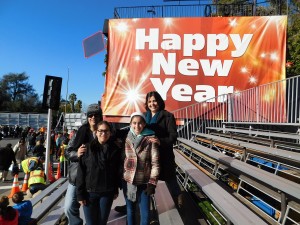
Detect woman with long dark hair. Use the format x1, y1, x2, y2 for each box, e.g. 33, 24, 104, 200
144, 91, 183, 208
76, 121, 122, 225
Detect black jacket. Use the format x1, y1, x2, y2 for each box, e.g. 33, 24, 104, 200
0, 146, 17, 170
65, 123, 94, 185
76, 139, 121, 201
32, 144, 45, 157
146, 110, 178, 181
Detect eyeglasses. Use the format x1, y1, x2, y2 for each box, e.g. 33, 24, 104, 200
88, 114, 100, 118
97, 129, 110, 135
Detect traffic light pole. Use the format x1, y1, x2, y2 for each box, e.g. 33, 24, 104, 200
45, 108, 52, 183
42, 75, 62, 183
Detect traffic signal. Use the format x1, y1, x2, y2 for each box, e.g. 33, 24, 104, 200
42, 75, 62, 110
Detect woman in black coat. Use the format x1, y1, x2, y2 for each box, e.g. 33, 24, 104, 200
0, 144, 17, 181
76, 121, 121, 225
144, 91, 183, 208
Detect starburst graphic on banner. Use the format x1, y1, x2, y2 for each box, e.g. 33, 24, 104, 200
134, 55, 141, 61
249, 76, 257, 84
229, 18, 237, 27
164, 18, 173, 26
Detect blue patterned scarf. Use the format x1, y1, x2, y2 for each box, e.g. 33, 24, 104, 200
145, 110, 160, 124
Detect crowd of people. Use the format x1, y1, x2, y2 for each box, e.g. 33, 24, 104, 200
0, 125, 77, 181
0, 125, 25, 139
0, 90, 182, 225
0, 121, 78, 224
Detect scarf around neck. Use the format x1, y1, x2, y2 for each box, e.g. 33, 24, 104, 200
145, 110, 160, 124
128, 127, 155, 150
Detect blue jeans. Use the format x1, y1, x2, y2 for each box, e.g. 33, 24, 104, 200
83, 192, 114, 225
124, 183, 150, 225
64, 183, 83, 225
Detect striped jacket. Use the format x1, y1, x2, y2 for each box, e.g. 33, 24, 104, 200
123, 135, 160, 186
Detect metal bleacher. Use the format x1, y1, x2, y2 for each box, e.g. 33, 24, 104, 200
171, 75, 300, 224
193, 132, 300, 162
174, 150, 268, 225
206, 127, 300, 142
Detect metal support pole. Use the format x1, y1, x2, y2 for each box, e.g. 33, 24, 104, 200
279, 191, 287, 223
242, 148, 247, 161
45, 108, 52, 183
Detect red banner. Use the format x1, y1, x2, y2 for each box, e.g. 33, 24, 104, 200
102, 16, 287, 121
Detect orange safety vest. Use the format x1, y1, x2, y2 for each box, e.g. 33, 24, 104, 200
28, 170, 46, 187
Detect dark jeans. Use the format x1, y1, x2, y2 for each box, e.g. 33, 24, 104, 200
83, 191, 114, 225
29, 183, 46, 194
165, 176, 182, 197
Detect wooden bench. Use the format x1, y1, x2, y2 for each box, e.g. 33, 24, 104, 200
206, 126, 300, 141
174, 150, 268, 225
210, 131, 273, 147
38, 198, 65, 225
192, 132, 300, 164
31, 178, 68, 222
154, 181, 184, 225
31, 178, 67, 206
194, 136, 244, 156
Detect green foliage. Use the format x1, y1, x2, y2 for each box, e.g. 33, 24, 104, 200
198, 200, 226, 225
75, 100, 82, 112
102, 54, 107, 77
287, 0, 300, 76
0, 72, 44, 112
0, 73, 83, 114
58, 93, 82, 113
188, 183, 199, 192
68, 93, 77, 113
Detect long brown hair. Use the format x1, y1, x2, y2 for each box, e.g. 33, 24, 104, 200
0, 196, 17, 220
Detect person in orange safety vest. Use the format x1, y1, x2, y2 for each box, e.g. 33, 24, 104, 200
27, 167, 46, 196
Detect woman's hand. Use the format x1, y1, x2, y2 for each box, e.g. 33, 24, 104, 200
77, 144, 86, 157
79, 200, 86, 206
149, 137, 160, 146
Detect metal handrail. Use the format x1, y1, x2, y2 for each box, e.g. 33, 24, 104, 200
173, 75, 300, 140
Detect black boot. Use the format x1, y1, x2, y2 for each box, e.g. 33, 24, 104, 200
114, 205, 127, 214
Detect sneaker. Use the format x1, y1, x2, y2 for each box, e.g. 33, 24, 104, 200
114, 205, 127, 214
26, 189, 33, 198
